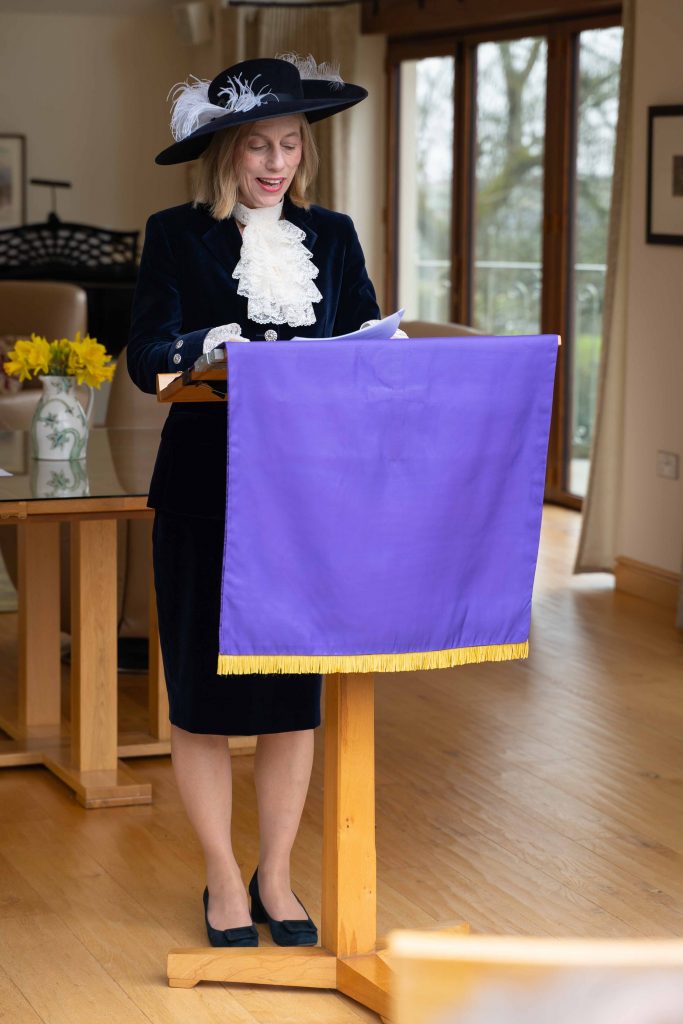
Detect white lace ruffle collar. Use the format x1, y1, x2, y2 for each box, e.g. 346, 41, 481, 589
231, 199, 322, 327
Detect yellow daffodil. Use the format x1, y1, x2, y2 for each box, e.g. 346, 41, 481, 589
2, 353, 32, 382
3, 331, 114, 388
68, 332, 115, 387
3, 334, 50, 381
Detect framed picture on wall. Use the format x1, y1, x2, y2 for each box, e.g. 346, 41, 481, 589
0, 134, 26, 228
647, 105, 683, 245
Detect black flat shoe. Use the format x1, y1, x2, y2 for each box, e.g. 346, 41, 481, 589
248, 868, 317, 946
203, 886, 258, 947
248, 868, 318, 947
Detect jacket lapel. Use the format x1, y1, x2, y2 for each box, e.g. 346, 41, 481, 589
200, 213, 242, 282
284, 198, 318, 253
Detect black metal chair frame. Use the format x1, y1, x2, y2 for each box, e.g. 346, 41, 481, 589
0, 213, 139, 282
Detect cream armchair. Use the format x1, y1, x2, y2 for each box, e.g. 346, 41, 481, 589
401, 318, 482, 338
0, 280, 88, 430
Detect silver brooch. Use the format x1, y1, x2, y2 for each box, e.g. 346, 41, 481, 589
264, 329, 278, 341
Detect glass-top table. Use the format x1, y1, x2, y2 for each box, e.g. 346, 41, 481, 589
0, 427, 165, 807
0, 427, 160, 505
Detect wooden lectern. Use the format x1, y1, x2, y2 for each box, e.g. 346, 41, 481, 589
157, 358, 468, 1020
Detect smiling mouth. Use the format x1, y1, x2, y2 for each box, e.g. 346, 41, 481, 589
257, 177, 285, 190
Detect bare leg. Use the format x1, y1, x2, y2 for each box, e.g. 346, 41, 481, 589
170, 724, 252, 929
253, 728, 315, 920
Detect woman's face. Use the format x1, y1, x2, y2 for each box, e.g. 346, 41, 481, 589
235, 116, 303, 208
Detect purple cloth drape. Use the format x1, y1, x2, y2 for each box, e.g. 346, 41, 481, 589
218, 335, 557, 673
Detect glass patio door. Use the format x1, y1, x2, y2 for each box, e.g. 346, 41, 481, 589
397, 56, 454, 323
472, 39, 547, 336
392, 17, 622, 504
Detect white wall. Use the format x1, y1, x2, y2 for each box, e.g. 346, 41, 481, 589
617, 0, 683, 574
0, 9, 214, 234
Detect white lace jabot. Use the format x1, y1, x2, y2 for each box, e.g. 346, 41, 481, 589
231, 199, 322, 327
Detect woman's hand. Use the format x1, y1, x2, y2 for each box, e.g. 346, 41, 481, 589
203, 324, 251, 353
359, 319, 408, 339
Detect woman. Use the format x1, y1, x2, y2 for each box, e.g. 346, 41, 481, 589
127, 55, 381, 948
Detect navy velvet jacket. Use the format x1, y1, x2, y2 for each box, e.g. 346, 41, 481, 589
128, 197, 380, 519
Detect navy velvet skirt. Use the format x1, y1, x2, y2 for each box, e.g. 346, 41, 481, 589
152, 510, 323, 736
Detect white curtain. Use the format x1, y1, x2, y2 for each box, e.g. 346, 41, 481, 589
574, 0, 635, 575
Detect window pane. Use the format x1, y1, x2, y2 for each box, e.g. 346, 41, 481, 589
398, 57, 454, 321
472, 39, 547, 334
569, 27, 623, 497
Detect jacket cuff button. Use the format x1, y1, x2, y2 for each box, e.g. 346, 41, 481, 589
175, 338, 184, 349
172, 353, 182, 365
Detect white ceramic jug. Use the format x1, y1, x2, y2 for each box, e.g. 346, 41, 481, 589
30, 375, 94, 461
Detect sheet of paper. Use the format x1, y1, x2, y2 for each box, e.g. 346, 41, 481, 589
291, 309, 405, 343
0, 468, 12, 477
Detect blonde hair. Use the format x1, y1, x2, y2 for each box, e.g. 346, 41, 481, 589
191, 114, 319, 220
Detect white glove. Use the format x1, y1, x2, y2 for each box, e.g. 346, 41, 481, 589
360, 319, 408, 339
203, 323, 250, 353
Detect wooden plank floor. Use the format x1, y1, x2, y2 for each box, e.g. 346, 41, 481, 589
1, 506, 682, 1023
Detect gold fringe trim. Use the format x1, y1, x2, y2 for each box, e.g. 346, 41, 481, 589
217, 641, 529, 675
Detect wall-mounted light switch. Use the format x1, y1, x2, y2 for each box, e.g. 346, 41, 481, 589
656, 450, 680, 480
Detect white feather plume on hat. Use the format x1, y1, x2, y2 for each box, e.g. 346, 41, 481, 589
277, 52, 345, 90
168, 73, 275, 142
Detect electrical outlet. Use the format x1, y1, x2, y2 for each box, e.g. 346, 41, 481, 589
656, 450, 680, 480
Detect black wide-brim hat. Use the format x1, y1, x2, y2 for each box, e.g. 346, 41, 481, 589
155, 56, 367, 165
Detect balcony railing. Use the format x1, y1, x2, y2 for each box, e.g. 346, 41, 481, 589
414, 258, 606, 341
411, 258, 607, 491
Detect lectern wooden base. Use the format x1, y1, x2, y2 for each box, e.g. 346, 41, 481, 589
166, 673, 469, 1018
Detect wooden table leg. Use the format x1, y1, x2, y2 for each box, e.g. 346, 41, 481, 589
41, 518, 151, 807
17, 520, 61, 731
0, 520, 62, 767
70, 518, 118, 772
